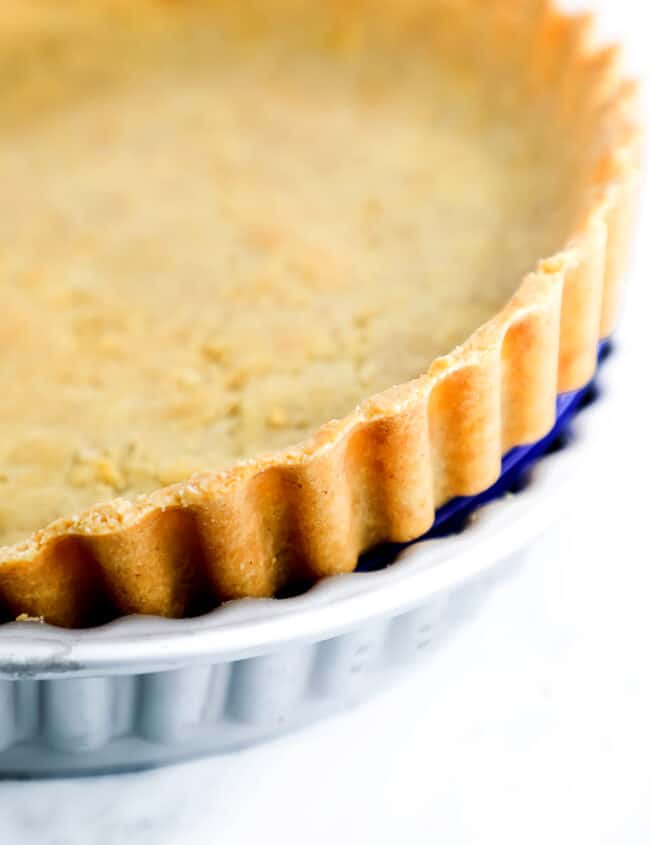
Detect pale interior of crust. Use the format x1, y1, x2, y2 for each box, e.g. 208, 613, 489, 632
0, 1, 578, 547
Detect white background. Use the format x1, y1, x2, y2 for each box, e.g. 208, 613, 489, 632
1, 1, 649, 842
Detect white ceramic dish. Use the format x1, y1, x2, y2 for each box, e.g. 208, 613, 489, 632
0, 351, 615, 777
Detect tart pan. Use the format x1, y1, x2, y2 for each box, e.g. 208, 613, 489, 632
0, 345, 613, 777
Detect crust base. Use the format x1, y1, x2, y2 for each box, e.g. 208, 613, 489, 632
0, 0, 641, 627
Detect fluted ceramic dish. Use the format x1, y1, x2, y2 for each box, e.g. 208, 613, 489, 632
0, 346, 616, 777
0, 0, 639, 778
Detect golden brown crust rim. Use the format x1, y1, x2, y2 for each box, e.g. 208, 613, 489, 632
0, 0, 642, 627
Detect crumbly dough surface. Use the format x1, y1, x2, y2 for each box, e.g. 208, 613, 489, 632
0, 2, 573, 546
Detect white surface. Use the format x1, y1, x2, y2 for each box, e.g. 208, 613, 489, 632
1, 0, 649, 841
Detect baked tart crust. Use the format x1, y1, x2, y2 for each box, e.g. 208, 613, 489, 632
0, 0, 640, 626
